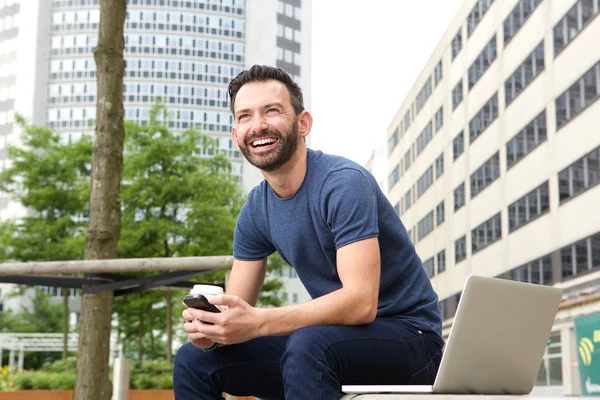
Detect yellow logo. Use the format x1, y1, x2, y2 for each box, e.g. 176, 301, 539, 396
580, 337, 595, 367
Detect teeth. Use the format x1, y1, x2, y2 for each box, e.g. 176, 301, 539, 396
252, 138, 276, 147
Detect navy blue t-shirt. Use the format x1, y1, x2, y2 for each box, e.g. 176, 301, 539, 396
234, 149, 443, 339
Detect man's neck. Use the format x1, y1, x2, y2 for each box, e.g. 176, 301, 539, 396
262, 145, 308, 199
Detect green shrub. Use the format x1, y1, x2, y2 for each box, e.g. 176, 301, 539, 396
42, 357, 77, 373
32, 373, 52, 390
14, 373, 35, 390
158, 374, 173, 389
49, 372, 76, 390
132, 373, 158, 389
133, 359, 173, 375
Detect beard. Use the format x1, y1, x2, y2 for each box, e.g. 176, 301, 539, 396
238, 120, 299, 172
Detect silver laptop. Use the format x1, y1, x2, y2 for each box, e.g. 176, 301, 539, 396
342, 275, 563, 395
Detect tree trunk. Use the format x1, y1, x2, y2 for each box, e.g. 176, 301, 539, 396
62, 288, 69, 360
166, 290, 173, 363
73, 1, 126, 399
150, 329, 155, 359
138, 313, 143, 363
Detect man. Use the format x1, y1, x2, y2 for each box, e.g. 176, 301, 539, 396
174, 65, 444, 399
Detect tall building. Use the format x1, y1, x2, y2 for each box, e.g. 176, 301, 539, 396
0, 0, 312, 216
0, 0, 311, 311
386, 0, 600, 395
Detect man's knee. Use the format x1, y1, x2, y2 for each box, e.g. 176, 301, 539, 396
283, 326, 333, 362
174, 341, 216, 380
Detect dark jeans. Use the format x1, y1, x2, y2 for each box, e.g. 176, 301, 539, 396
173, 317, 443, 400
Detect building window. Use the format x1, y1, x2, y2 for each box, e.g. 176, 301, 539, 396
554, 0, 600, 57
418, 211, 435, 241
437, 249, 446, 273
452, 80, 463, 110
455, 236, 467, 263
467, 0, 495, 37
434, 61, 443, 87
404, 149, 411, 171
454, 183, 465, 211
416, 77, 432, 114
292, 293, 298, 303
471, 212, 502, 254
387, 128, 399, 155
388, 165, 400, 190
417, 166, 434, 198
417, 121, 433, 155
436, 153, 444, 178
423, 257, 435, 278
470, 152, 500, 199
469, 92, 499, 143
505, 41, 545, 106
436, 201, 445, 226
536, 331, 563, 386
555, 60, 600, 130
468, 34, 497, 90
435, 106, 443, 132
558, 145, 600, 203
508, 181, 550, 232
405, 189, 412, 211
404, 110, 411, 130
504, 0, 543, 46
453, 131, 465, 160
452, 29, 463, 60
394, 202, 400, 216
560, 232, 600, 279
506, 255, 553, 285
506, 110, 547, 169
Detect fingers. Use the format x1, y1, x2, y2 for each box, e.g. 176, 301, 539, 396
187, 307, 220, 324
182, 309, 193, 322
211, 294, 241, 308
187, 332, 207, 342
183, 322, 201, 334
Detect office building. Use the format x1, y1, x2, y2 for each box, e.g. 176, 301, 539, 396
0, 0, 311, 313
386, 0, 600, 395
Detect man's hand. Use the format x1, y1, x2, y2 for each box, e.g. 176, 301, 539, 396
185, 295, 263, 345
182, 307, 218, 349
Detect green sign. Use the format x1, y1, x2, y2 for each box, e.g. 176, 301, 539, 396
575, 313, 600, 396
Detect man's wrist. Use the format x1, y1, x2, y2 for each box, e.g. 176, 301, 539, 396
256, 307, 271, 337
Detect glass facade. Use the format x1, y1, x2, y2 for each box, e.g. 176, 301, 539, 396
48, 0, 246, 181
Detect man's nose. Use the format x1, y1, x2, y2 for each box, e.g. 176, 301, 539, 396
250, 114, 268, 134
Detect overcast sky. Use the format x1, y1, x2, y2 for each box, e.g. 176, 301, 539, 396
309, 0, 464, 166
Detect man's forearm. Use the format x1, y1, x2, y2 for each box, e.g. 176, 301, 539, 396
256, 287, 377, 336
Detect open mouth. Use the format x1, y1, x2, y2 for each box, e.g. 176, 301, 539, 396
250, 137, 279, 149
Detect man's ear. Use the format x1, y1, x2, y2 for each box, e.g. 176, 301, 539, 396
297, 110, 313, 139
231, 127, 241, 151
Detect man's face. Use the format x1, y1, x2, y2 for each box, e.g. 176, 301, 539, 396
232, 80, 300, 172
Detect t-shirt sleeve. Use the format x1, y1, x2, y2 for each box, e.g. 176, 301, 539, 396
233, 202, 275, 261
321, 169, 379, 249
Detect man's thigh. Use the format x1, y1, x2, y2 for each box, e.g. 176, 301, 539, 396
285, 318, 443, 385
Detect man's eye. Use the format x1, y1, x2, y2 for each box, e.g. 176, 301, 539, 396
238, 115, 249, 121
267, 108, 279, 114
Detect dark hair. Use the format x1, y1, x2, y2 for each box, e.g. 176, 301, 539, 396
228, 65, 305, 115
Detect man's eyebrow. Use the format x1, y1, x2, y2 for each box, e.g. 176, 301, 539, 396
263, 102, 284, 110
234, 108, 251, 117
235, 103, 284, 117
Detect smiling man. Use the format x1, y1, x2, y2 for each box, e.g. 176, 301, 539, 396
173, 65, 445, 400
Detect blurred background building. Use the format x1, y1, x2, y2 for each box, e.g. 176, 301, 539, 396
386, 0, 599, 395
0, 0, 311, 314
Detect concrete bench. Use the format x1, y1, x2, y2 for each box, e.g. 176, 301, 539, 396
339, 395, 583, 400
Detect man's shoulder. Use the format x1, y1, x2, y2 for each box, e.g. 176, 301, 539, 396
308, 149, 370, 181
